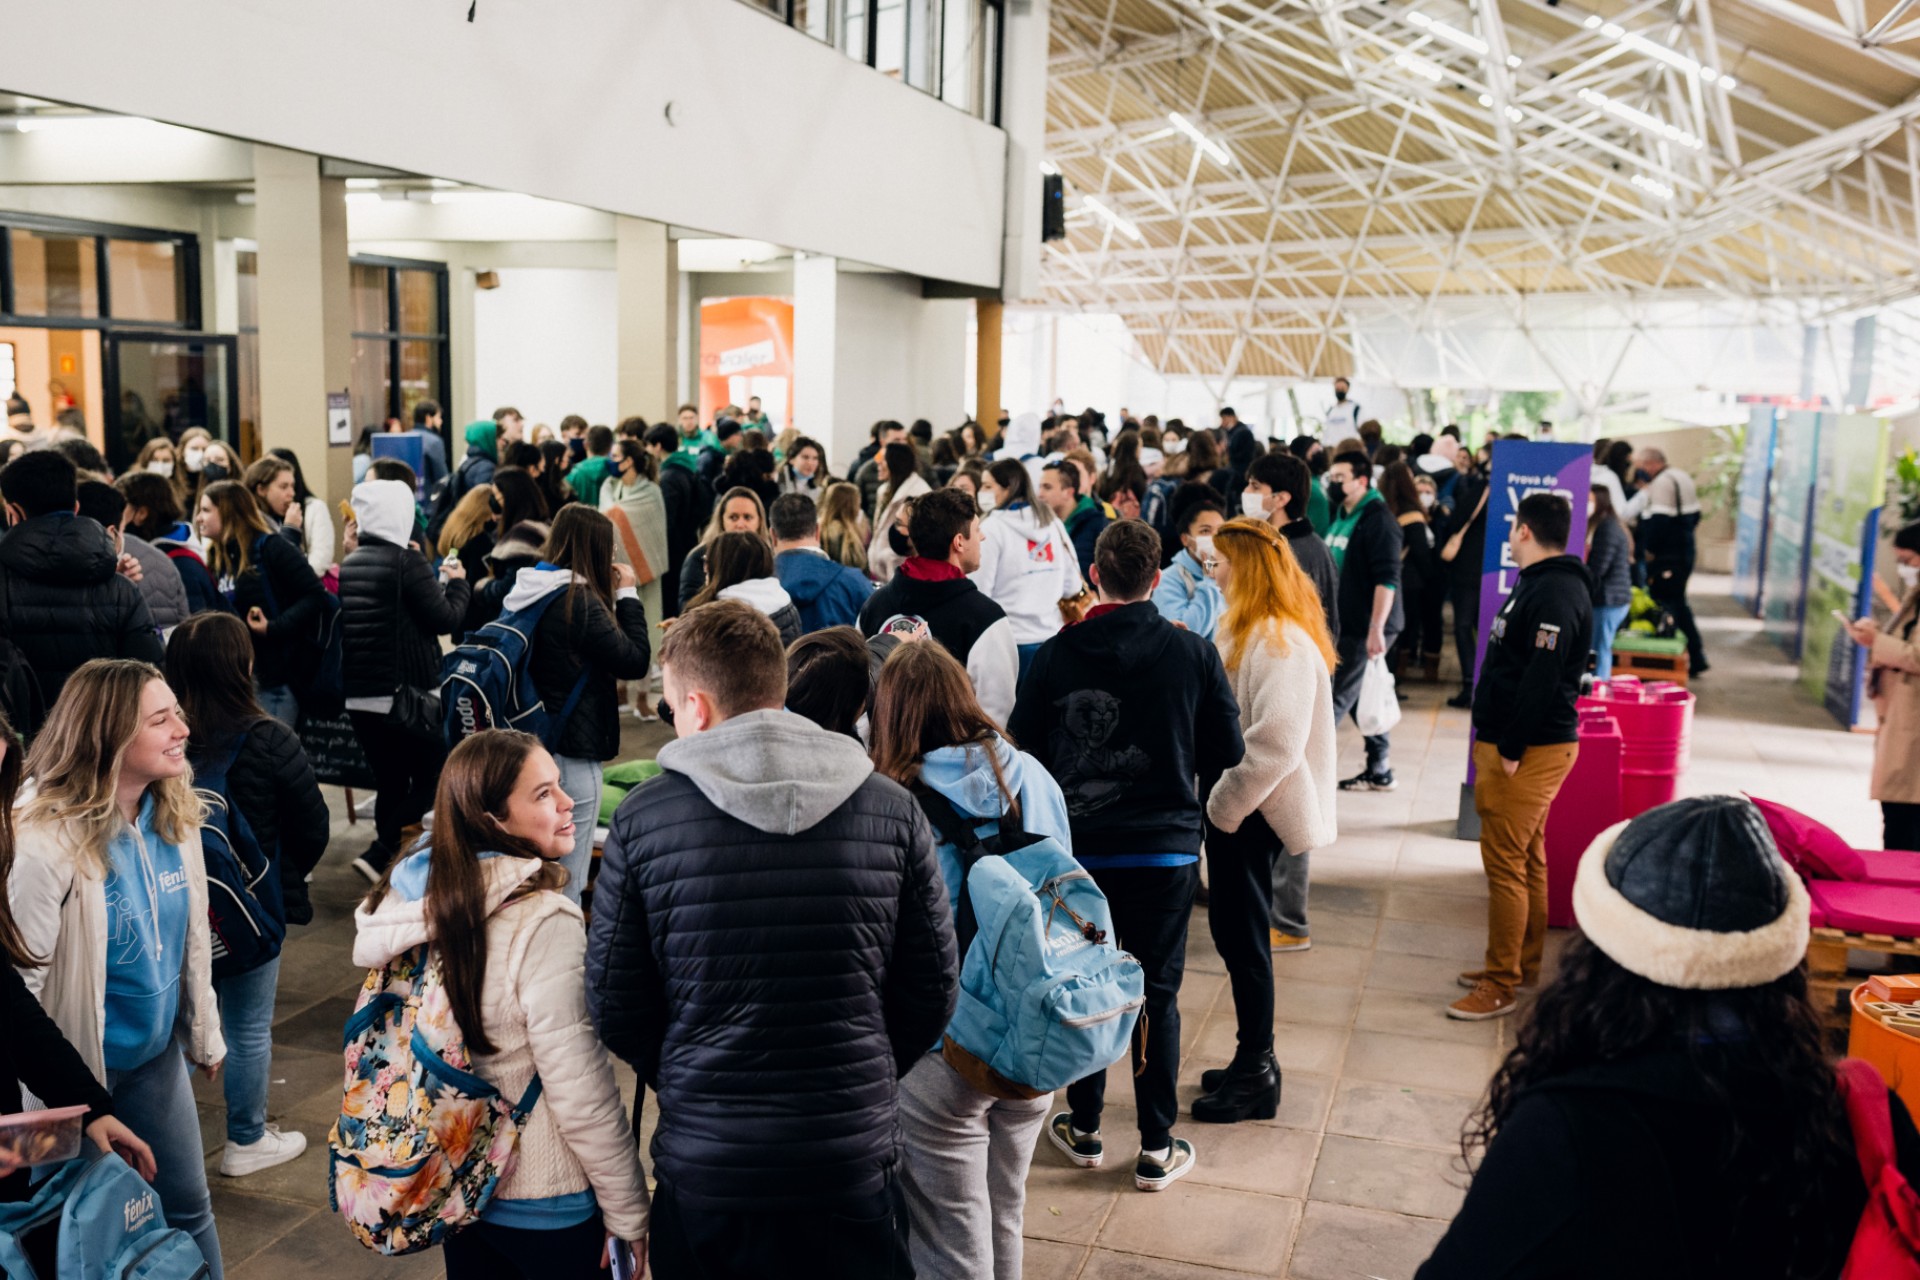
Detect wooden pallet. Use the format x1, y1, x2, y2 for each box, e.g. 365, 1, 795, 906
1612, 647, 1690, 687
1808, 927, 1920, 1033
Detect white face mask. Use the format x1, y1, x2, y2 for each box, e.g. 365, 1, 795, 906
146, 460, 175, 476
1193, 534, 1215, 562
1419, 492, 1435, 511
1240, 491, 1268, 519
184, 447, 206, 473
977, 489, 998, 513
1901, 563, 1920, 588
1165, 437, 1188, 456
1588, 501, 1597, 519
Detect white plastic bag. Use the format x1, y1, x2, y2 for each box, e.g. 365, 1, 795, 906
1354, 655, 1401, 736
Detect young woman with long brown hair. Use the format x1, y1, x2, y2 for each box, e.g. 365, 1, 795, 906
676, 485, 768, 613
195, 479, 325, 726
9, 661, 226, 1274
165, 611, 330, 1177
1191, 517, 1338, 1125
0, 700, 157, 1197
355, 731, 649, 1279
687, 531, 803, 646
817, 480, 871, 571
502, 506, 651, 903
867, 640, 1071, 1280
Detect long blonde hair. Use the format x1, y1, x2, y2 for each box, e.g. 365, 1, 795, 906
439, 483, 497, 555
22, 660, 204, 874
1212, 517, 1338, 673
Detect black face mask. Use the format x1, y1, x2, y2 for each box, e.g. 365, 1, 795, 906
1325, 478, 1347, 506
997, 417, 1010, 428
203, 463, 229, 485
888, 524, 914, 558
567, 438, 587, 461
1334, 389, 1347, 402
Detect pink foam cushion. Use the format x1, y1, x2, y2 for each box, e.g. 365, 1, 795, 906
1858, 850, 1920, 887
1748, 796, 1870, 881
1807, 881, 1920, 935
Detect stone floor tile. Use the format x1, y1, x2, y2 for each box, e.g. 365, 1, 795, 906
1271, 978, 1363, 1028
1374, 919, 1485, 963
1352, 987, 1504, 1048
1307, 1135, 1468, 1219
1361, 950, 1478, 999
1306, 881, 1387, 917
1264, 941, 1373, 987
1023, 1160, 1124, 1245
1185, 1120, 1320, 1198
1382, 889, 1489, 929
1020, 1238, 1091, 1280
1325, 1081, 1479, 1152
1302, 909, 1380, 949
1342, 1031, 1497, 1094
1286, 1199, 1450, 1280
1081, 1246, 1269, 1278
1096, 1182, 1301, 1275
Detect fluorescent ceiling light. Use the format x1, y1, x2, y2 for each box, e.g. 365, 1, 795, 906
1577, 87, 1704, 149
1581, 11, 1736, 90
345, 178, 381, 190
1039, 160, 1061, 176
1395, 52, 1447, 82
1630, 172, 1676, 200
344, 192, 381, 205
1082, 195, 1144, 242
14, 113, 149, 133
1167, 111, 1235, 168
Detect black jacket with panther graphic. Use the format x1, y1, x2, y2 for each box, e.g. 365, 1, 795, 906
1009, 601, 1244, 859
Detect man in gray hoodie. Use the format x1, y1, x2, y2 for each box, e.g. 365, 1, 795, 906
586, 600, 956, 1277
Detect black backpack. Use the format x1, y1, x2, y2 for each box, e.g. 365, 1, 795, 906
425, 455, 486, 546
0, 637, 46, 741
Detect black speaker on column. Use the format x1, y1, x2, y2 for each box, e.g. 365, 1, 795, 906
1041, 173, 1066, 242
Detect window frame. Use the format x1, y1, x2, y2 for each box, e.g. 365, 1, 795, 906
0, 210, 200, 331
734, 0, 1003, 123
348, 252, 452, 426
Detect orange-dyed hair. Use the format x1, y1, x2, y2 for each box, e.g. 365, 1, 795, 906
1213, 516, 1338, 673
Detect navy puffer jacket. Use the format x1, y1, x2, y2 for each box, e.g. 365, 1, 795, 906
586, 709, 957, 1213
0, 512, 163, 709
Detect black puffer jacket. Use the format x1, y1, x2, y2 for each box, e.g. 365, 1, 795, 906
586, 709, 956, 1214
221, 531, 324, 690
339, 537, 471, 698
0, 513, 163, 709
189, 717, 330, 926
513, 572, 651, 761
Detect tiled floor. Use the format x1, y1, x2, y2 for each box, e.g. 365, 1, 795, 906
199, 576, 1876, 1278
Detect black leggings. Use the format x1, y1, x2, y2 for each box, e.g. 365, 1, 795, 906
1204, 807, 1282, 1061
443, 1209, 606, 1280
348, 710, 446, 857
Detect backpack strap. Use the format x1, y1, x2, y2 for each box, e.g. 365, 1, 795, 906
1838, 1058, 1899, 1190
911, 781, 1038, 957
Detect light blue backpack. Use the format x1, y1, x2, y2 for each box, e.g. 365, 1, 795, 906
0, 1153, 208, 1280
916, 789, 1146, 1099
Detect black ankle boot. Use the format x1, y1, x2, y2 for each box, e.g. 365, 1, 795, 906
1192, 1052, 1281, 1123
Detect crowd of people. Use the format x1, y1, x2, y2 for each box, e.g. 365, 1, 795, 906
0, 392, 1908, 1280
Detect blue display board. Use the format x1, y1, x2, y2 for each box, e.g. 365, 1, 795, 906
1762, 410, 1822, 659
1802, 414, 1889, 727
1732, 406, 1776, 616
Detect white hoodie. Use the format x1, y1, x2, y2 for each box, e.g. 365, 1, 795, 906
352, 856, 650, 1240
969, 504, 1084, 644
715, 574, 795, 618
351, 478, 416, 549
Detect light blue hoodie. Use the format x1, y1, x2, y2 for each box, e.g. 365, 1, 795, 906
1152, 546, 1223, 640
917, 736, 1072, 918
101, 795, 193, 1072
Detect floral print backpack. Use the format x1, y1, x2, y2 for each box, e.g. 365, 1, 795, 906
326, 945, 543, 1255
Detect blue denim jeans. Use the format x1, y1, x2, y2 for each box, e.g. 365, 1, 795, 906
214, 954, 280, 1145
106, 1046, 223, 1280
554, 755, 603, 907
255, 683, 299, 727
1591, 603, 1631, 679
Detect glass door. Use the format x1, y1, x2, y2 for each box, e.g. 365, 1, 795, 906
102, 332, 238, 476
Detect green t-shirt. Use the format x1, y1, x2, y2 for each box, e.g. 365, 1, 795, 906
566, 456, 612, 503
1325, 487, 1384, 574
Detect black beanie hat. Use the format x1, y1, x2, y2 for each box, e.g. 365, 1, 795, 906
1573, 795, 1810, 990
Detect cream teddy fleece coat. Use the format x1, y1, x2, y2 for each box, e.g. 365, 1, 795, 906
1206, 620, 1339, 853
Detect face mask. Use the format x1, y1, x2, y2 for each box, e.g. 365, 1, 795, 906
1419, 492, 1435, 511
1902, 564, 1920, 588
146, 460, 174, 477
1588, 500, 1597, 519
888, 524, 914, 558
997, 417, 1010, 428
1193, 534, 1216, 562
977, 489, 998, 513
1334, 389, 1347, 402
1165, 437, 1188, 455
203, 463, 229, 485
184, 447, 206, 473
1240, 491, 1267, 519
1325, 478, 1346, 506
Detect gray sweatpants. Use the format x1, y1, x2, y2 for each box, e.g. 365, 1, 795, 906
898, 1052, 1051, 1280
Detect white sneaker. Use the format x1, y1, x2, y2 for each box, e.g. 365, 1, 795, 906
220, 1124, 307, 1177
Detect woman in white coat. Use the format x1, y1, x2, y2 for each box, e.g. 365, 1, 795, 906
354, 730, 649, 1278
10, 660, 228, 1276
969, 458, 1084, 686
867, 441, 933, 583
1193, 517, 1337, 1126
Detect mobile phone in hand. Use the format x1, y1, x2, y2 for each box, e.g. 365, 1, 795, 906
609, 1240, 636, 1280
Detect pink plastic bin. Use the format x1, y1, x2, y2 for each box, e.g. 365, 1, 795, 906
1577, 679, 1695, 819
1545, 712, 1624, 927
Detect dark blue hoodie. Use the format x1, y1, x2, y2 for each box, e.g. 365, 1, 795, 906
775, 547, 872, 633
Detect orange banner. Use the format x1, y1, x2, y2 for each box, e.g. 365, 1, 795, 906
698, 296, 794, 430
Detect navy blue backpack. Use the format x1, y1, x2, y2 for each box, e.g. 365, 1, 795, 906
250, 534, 344, 716
195, 729, 286, 980
438, 584, 589, 749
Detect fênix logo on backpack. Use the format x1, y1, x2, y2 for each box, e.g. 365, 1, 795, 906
122, 1191, 155, 1234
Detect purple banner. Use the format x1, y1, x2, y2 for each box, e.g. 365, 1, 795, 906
1464, 441, 1593, 788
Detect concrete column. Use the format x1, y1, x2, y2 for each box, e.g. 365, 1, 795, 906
252, 144, 352, 510
975, 298, 1003, 426
616, 217, 678, 423
792, 254, 853, 466
447, 264, 478, 429
998, 0, 1051, 302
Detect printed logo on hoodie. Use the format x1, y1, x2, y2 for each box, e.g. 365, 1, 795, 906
1025, 538, 1057, 565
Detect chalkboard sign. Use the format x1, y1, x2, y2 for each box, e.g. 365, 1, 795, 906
299, 711, 377, 790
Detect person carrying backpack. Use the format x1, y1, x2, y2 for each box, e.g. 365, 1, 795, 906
0, 704, 157, 1200
1417, 795, 1920, 1279
165, 612, 329, 1178
8, 661, 227, 1277
347, 731, 649, 1278
118, 471, 231, 621
340, 479, 472, 881
196, 480, 325, 727
867, 641, 1074, 1280
499, 506, 651, 904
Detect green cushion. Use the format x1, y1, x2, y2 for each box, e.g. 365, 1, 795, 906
1611, 632, 1687, 656
604, 759, 663, 789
